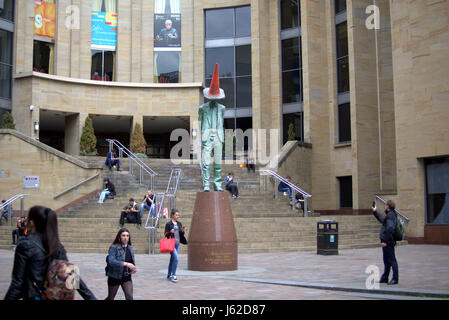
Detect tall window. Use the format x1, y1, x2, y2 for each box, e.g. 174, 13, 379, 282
338, 176, 353, 208
335, 0, 350, 143
91, 0, 117, 81
280, 0, 303, 143
154, 0, 181, 83
426, 157, 449, 224
0, 0, 13, 117
33, 0, 56, 74
204, 6, 252, 131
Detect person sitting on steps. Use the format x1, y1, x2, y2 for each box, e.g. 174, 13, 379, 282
140, 190, 155, 218
105, 150, 120, 171
278, 176, 293, 204
98, 178, 116, 204
119, 198, 141, 229
224, 173, 240, 199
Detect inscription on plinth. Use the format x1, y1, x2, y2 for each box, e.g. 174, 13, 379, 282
187, 192, 238, 271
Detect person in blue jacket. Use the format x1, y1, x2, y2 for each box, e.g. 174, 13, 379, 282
105, 228, 136, 300
105, 150, 120, 171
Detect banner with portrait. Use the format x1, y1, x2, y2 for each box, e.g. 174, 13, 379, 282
154, 0, 181, 48
34, 1, 56, 39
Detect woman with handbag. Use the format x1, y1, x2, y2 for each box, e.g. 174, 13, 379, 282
105, 228, 136, 300
164, 208, 187, 283
4, 206, 96, 300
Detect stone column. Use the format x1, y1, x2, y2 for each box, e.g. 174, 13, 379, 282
64, 113, 80, 155
131, 0, 142, 83
117, 1, 132, 82
141, 0, 154, 82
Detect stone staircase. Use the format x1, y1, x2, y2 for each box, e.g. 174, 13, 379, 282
0, 157, 383, 255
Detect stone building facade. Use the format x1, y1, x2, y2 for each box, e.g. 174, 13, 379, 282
5, 0, 449, 243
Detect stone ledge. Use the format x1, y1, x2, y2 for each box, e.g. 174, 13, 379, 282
0, 129, 102, 169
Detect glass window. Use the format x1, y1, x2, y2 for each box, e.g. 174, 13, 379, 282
337, 57, 349, 93
338, 176, 353, 208
336, 22, 348, 58
335, 0, 347, 14
0, 29, 13, 65
154, 51, 181, 83
282, 37, 300, 71
236, 45, 251, 76
281, 0, 299, 30
33, 40, 54, 74
282, 70, 301, 104
283, 113, 303, 143
205, 47, 235, 79
205, 77, 234, 109
236, 76, 252, 108
0, 0, 14, 21
235, 6, 251, 37
0, 63, 12, 100
338, 103, 351, 143
205, 8, 234, 39
426, 157, 449, 224
91, 50, 115, 81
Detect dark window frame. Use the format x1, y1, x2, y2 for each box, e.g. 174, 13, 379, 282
338, 176, 353, 209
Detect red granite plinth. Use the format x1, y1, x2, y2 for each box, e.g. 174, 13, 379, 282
187, 191, 238, 271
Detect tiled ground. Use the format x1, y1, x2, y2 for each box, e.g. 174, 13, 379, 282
1, 245, 448, 300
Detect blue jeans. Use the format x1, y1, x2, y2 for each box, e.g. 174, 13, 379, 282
140, 203, 155, 217
279, 187, 292, 198
99, 190, 111, 202
168, 241, 180, 277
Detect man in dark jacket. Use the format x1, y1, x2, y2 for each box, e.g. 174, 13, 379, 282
372, 200, 399, 285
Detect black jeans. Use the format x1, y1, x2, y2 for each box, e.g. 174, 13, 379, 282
381, 243, 399, 282
120, 211, 141, 225
226, 184, 239, 196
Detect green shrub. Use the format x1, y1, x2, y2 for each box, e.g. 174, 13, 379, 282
1, 112, 15, 129
130, 123, 147, 155
79, 117, 98, 155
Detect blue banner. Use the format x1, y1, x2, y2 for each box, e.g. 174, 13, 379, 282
91, 11, 117, 47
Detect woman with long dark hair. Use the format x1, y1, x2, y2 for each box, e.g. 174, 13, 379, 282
4, 206, 96, 300
105, 228, 136, 300
164, 208, 187, 283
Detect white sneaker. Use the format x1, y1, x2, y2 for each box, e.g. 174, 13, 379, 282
283, 192, 287, 196
170, 275, 178, 283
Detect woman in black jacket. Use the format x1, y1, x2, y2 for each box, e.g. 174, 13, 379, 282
4, 206, 96, 300
164, 208, 187, 283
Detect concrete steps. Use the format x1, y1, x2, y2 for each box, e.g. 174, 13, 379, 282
0, 158, 384, 255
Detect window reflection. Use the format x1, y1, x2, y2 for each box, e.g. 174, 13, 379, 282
281, 0, 299, 30
154, 51, 181, 83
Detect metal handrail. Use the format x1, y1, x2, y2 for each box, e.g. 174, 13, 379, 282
375, 195, 410, 222
260, 169, 312, 215
145, 168, 183, 254
106, 139, 157, 190
54, 173, 100, 199
0, 194, 30, 226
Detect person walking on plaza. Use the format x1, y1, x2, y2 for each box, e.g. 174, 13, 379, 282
12, 217, 26, 245
164, 209, 187, 283
105, 228, 136, 300
140, 189, 155, 218
119, 198, 141, 229
98, 178, 116, 204
224, 172, 240, 199
4, 206, 96, 300
372, 200, 399, 285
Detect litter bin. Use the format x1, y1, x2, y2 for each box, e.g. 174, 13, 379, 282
317, 220, 338, 255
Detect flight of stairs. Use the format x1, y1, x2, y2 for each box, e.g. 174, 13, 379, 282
0, 157, 384, 255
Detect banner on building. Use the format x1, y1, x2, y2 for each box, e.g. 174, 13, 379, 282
91, 11, 118, 47
34, 1, 56, 39
154, 13, 181, 48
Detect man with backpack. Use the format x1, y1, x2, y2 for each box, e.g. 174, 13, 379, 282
372, 200, 399, 285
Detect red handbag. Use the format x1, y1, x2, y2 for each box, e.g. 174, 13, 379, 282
159, 233, 176, 253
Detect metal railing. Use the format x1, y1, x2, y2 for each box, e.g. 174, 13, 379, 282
106, 139, 157, 191
54, 173, 100, 199
260, 169, 312, 216
0, 194, 30, 226
375, 195, 410, 222
145, 168, 183, 254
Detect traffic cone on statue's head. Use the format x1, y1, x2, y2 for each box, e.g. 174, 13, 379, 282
203, 63, 226, 100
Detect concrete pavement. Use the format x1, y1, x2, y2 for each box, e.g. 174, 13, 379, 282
1, 245, 448, 300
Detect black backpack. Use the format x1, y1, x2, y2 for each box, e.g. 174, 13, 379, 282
393, 214, 405, 241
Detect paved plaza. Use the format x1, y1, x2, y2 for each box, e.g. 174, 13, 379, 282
1, 244, 448, 301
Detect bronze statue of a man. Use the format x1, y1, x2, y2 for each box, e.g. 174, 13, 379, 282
199, 63, 226, 192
